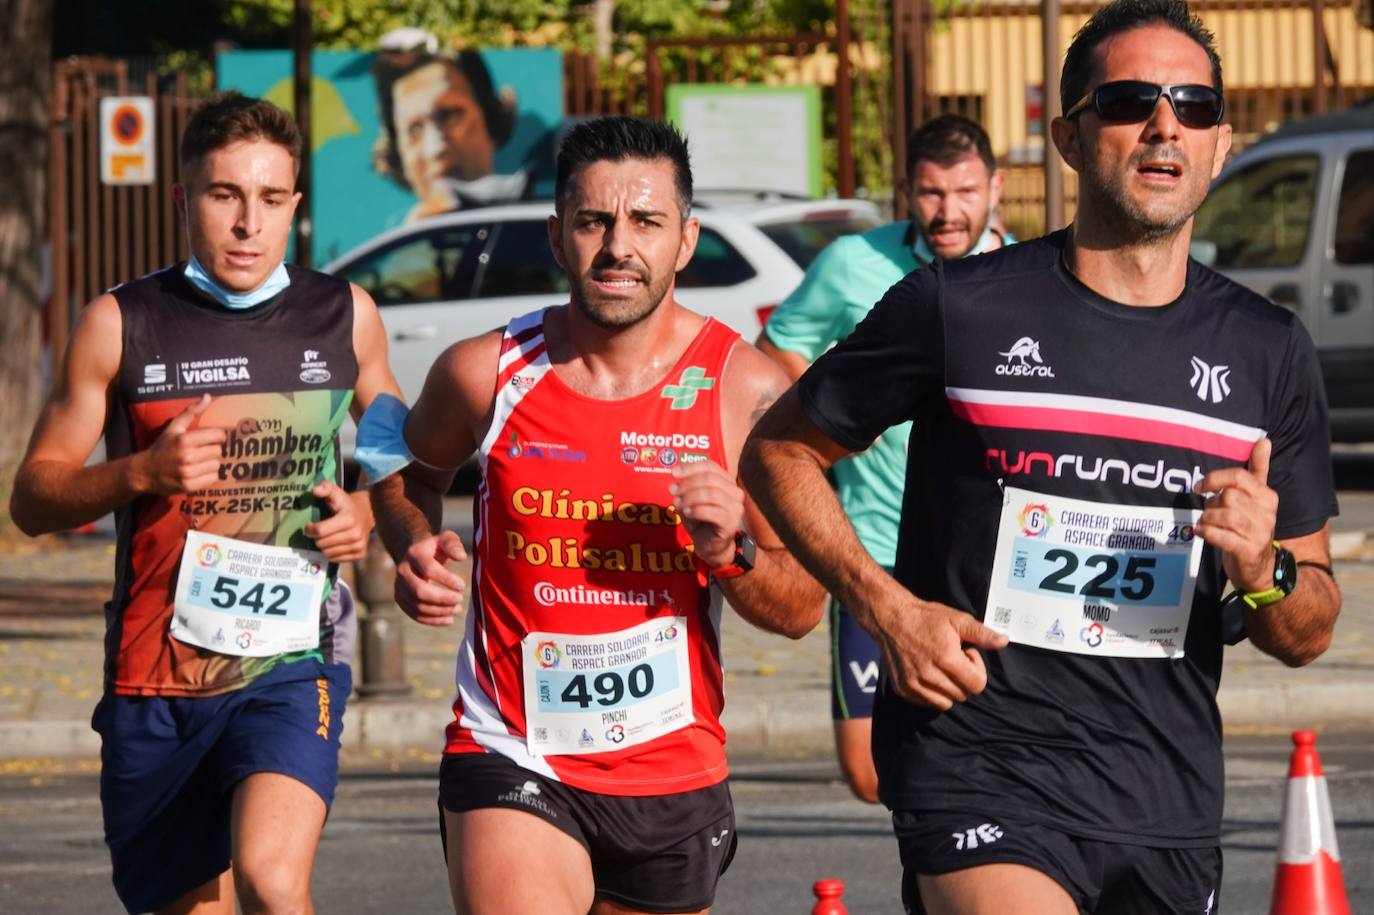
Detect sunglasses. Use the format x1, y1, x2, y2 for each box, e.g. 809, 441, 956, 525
1064, 81, 1225, 129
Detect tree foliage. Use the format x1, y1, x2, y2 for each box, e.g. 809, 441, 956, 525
56, 0, 843, 56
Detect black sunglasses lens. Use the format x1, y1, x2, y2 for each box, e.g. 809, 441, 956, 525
1095, 83, 1160, 122
1171, 87, 1223, 127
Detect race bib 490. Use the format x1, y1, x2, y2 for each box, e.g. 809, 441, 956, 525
985, 487, 1202, 659
521, 616, 693, 756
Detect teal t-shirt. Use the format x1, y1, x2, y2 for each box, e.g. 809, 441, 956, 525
764, 221, 923, 566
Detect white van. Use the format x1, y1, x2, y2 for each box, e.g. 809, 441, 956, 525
1192, 100, 1374, 440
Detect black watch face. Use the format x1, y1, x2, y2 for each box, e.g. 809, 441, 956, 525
736, 533, 757, 571
1274, 546, 1298, 594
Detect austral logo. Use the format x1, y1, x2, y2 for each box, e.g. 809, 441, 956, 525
996, 337, 1055, 378
1189, 356, 1231, 404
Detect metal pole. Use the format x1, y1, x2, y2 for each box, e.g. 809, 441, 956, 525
355, 533, 412, 699
891, 0, 911, 219
1041, 0, 1064, 233
292, 0, 313, 267
1312, 0, 1328, 114
48, 63, 70, 363
836, 0, 856, 198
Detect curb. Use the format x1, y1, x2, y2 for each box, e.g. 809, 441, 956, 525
1218, 681, 1374, 731
8, 681, 1374, 762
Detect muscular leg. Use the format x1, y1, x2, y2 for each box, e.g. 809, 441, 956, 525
917, 864, 1078, 915
156, 869, 235, 915
444, 807, 595, 915
833, 717, 879, 804
231, 772, 327, 915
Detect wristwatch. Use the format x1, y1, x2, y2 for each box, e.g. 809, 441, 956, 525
1219, 542, 1299, 645
1240, 541, 1298, 609
709, 531, 757, 580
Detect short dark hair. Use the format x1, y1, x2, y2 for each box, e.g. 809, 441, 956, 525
554, 117, 693, 217
1061, 0, 1224, 115
372, 51, 515, 189
180, 92, 302, 175
906, 114, 996, 176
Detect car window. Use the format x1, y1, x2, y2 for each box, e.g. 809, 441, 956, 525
1334, 149, 1374, 265
1193, 154, 1319, 269
474, 220, 569, 298
335, 224, 487, 306
758, 216, 880, 269
677, 227, 757, 289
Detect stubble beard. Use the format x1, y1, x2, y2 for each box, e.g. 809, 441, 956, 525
570, 267, 674, 330
1084, 149, 1211, 248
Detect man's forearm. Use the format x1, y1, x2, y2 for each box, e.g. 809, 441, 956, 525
740, 436, 896, 634
10, 456, 148, 536
1244, 569, 1342, 667
370, 471, 444, 562
717, 547, 825, 639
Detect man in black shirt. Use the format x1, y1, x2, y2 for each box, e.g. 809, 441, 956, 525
741, 1, 1342, 912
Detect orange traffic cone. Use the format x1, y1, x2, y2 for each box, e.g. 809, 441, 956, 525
1269, 730, 1351, 915
812, 878, 846, 914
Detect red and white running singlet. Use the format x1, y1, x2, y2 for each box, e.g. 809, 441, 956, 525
446, 309, 740, 796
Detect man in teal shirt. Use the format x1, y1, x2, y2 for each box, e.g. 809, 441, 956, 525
758, 115, 1011, 802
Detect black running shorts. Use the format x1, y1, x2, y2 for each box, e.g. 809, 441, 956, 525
893, 809, 1222, 915
439, 752, 737, 913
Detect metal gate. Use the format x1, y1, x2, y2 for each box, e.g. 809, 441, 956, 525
46, 58, 199, 361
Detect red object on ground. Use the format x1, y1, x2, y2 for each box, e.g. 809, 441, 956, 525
1270, 730, 1351, 915
812, 878, 846, 914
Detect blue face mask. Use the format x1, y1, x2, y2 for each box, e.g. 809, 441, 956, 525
183, 257, 291, 310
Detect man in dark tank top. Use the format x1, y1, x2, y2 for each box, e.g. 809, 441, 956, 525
10, 93, 404, 915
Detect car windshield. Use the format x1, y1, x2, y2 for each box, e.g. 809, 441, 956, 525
757, 214, 881, 269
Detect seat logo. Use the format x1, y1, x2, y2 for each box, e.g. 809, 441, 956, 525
1189, 356, 1231, 404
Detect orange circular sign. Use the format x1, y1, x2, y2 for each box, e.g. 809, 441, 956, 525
111, 104, 144, 145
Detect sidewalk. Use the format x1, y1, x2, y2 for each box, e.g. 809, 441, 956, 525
1, 529, 1372, 765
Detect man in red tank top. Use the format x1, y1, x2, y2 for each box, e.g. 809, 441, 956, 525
369, 116, 825, 914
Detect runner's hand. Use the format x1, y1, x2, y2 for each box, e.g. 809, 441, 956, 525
1195, 437, 1279, 593
394, 530, 467, 626
671, 462, 745, 569
139, 394, 227, 495
871, 599, 1008, 710
305, 483, 371, 563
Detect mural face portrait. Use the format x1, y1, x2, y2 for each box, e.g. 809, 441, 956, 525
392, 59, 498, 197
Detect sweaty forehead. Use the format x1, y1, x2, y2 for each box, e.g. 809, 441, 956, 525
193, 140, 297, 188
1091, 24, 1214, 87
566, 158, 681, 212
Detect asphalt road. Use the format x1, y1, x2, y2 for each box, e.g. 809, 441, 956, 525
2, 735, 1370, 914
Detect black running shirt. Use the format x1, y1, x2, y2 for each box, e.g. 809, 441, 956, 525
797, 230, 1337, 846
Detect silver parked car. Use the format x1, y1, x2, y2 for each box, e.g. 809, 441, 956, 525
1191, 99, 1374, 440
323, 197, 881, 452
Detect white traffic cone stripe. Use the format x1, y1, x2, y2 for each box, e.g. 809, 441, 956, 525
1277, 775, 1342, 864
